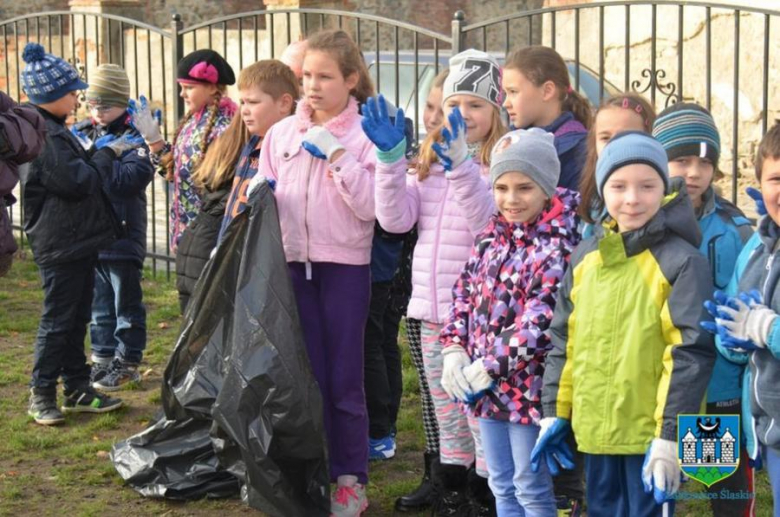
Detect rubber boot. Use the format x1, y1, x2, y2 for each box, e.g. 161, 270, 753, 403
466, 467, 496, 517
395, 452, 436, 512
431, 462, 468, 516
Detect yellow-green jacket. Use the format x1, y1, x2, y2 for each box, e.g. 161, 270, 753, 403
542, 180, 716, 454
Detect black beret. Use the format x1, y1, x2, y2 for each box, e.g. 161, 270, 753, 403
177, 49, 235, 86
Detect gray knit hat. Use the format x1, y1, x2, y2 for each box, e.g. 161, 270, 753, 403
595, 131, 669, 198
489, 128, 560, 198
86, 64, 130, 107
442, 49, 502, 109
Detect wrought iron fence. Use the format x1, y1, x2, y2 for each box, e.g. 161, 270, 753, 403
2, 1, 778, 276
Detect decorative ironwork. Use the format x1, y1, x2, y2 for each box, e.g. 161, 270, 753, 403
631, 68, 680, 108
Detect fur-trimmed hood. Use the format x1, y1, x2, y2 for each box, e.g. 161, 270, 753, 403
295, 96, 360, 137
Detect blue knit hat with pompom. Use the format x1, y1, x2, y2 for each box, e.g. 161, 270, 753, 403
21, 43, 88, 104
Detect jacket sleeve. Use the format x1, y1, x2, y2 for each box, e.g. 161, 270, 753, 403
0, 94, 46, 165
36, 134, 115, 201
328, 139, 376, 222
374, 157, 420, 234
439, 236, 482, 352
541, 262, 576, 419
448, 158, 495, 236
104, 148, 154, 198
258, 124, 280, 182
655, 254, 717, 441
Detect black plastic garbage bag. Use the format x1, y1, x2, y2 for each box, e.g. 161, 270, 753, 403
111, 182, 330, 516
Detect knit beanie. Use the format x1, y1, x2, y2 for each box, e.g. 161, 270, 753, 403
442, 49, 501, 109
490, 128, 560, 198
85, 64, 130, 107
596, 131, 670, 198
21, 43, 88, 104
652, 102, 720, 166
177, 49, 235, 86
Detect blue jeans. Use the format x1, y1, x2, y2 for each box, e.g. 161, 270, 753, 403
89, 260, 146, 364
479, 418, 557, 517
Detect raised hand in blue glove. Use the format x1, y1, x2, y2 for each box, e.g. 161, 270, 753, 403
94, 134, 117, 150
361, 94, 406, 152
642, 438, 681, 504
128, 95, 163, 145
746, 187, 767, 217
301, 126, 345, 161
530, 417, 575, 476
431, 108, 469, 172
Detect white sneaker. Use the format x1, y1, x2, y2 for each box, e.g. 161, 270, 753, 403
330, 483, 368, 517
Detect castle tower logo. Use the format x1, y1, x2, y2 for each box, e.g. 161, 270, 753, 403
677, 414, 740, 487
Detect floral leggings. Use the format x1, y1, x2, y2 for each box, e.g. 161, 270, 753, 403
421, 321, 486, 477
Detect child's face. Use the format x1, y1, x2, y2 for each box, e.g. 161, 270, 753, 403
594, 107, 647, 155
179, 82, 218, 113
761, 157, 780, 225
603, 164, 665, 232
239, 85, 292, 138
89, 104, 126, 126
302, 50, 358, 122
443, 94, 495, 144
502, 67, 556, 129
43, 90, 79, 118
667, 156, 714, 208
493, 171, 548, 224
423, 86, 444, 134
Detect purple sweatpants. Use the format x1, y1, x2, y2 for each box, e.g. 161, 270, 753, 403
289, 261, 371, 484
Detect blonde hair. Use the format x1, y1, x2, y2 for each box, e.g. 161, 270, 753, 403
416, 105, 506, 181
305, 29, 375, 104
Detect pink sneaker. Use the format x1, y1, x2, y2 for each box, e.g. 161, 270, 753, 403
330, 483, 368, 517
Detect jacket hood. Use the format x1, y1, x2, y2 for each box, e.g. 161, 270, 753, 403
295, 96, 360, 137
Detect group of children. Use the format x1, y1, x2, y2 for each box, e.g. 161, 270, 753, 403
15, 24, 780, 517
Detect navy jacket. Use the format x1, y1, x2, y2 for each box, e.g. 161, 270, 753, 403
537, 111, 588, 191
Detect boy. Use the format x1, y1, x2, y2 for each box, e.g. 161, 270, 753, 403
20, 43, 141, 425
72, 64, 154, 391
653, 103, 755, 516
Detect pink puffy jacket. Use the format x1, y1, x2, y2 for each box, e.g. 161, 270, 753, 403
375, 156, 494, 323
258, 97, 377, 265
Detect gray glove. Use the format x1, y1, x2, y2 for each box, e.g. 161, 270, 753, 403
106, 132, 144, 157
128, 95, 163, 145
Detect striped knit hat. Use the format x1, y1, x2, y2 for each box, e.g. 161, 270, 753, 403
86, 64, 131, 107
652, 102, 720, 166
21, 43, 88, 104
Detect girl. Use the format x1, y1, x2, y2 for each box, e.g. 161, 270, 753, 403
394, 67, 449, 514
652, 102, 754, 516
256, 29, 376, 517
534, 132, 716, 516
439, 128, 580, 516
362, 48, 505, 514
502, 45, 591, 191
130, 49, 237, 251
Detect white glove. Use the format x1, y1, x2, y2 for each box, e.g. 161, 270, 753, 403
641, 438, 681, 504
717, 292, 777, 348
462, 359, 493, 394
248, 174, 266, 196
128, 95, 163, 145
105, 132, 144, 157
301, 126, 345, 162
441, 346, 472, 402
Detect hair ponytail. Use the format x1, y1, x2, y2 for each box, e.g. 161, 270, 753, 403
563, 89, 593, 130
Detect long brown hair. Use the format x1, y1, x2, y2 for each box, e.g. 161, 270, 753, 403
504, 45, 592, 130
305, 29, 375, 104
578, 93, 657, 223
192, 60, 299, 192
416, 106, 506, 181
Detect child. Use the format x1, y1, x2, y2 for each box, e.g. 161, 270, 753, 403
256, 29, 377, 516
19, 43, 140, 424
534, 132, 716, 516
130, 49, 236, 252
502, 45, 591, 191
393, 67, 449, 514
363, 48, 504, 514
71, 64, 154, 391
652, 102, 754, 516
0, 90, 45, 277
703, 123, 780, 517
439, 128, 580, 516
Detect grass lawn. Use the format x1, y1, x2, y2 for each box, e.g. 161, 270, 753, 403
0, 252, 774, 516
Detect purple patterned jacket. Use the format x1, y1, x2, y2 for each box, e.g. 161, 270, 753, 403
440, 187, 581, 424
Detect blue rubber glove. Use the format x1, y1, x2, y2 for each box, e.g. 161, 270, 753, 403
94, 134, 117, 150
301, 126, 345, 161
70, 126, 93, 150
361, 94, 406, 152
431, 108, 469, 172
530, 417, 575, 476
642, 438, 681, 504
104, 132, 145, 157
746, 187, 767, 217
702, 290, 772, 352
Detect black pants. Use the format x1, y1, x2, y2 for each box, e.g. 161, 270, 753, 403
364, 280, 404, 439
30, 256, 95, 391
553, 431, 586, 501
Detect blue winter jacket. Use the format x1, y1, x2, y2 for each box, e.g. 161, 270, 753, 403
536, 111, 588, 191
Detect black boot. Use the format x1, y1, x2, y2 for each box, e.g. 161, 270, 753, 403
431, 463, 468, 516
395, 452, 437, 512
466, 468, 496, 517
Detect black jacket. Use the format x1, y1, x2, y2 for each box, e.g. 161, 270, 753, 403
74, 113, 153, 267
21, 106, 120, 267
176, 182, 230, 312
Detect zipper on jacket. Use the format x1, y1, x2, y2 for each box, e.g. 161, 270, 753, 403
304, 151, 313, 280
429, 181, 449, 323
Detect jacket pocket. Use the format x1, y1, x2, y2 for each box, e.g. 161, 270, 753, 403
277, 144, 305, 185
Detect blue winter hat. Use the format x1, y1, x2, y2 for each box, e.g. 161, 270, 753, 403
652, 102, 720, 166
21, 43, 88, 104
595, 131, 669, 198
